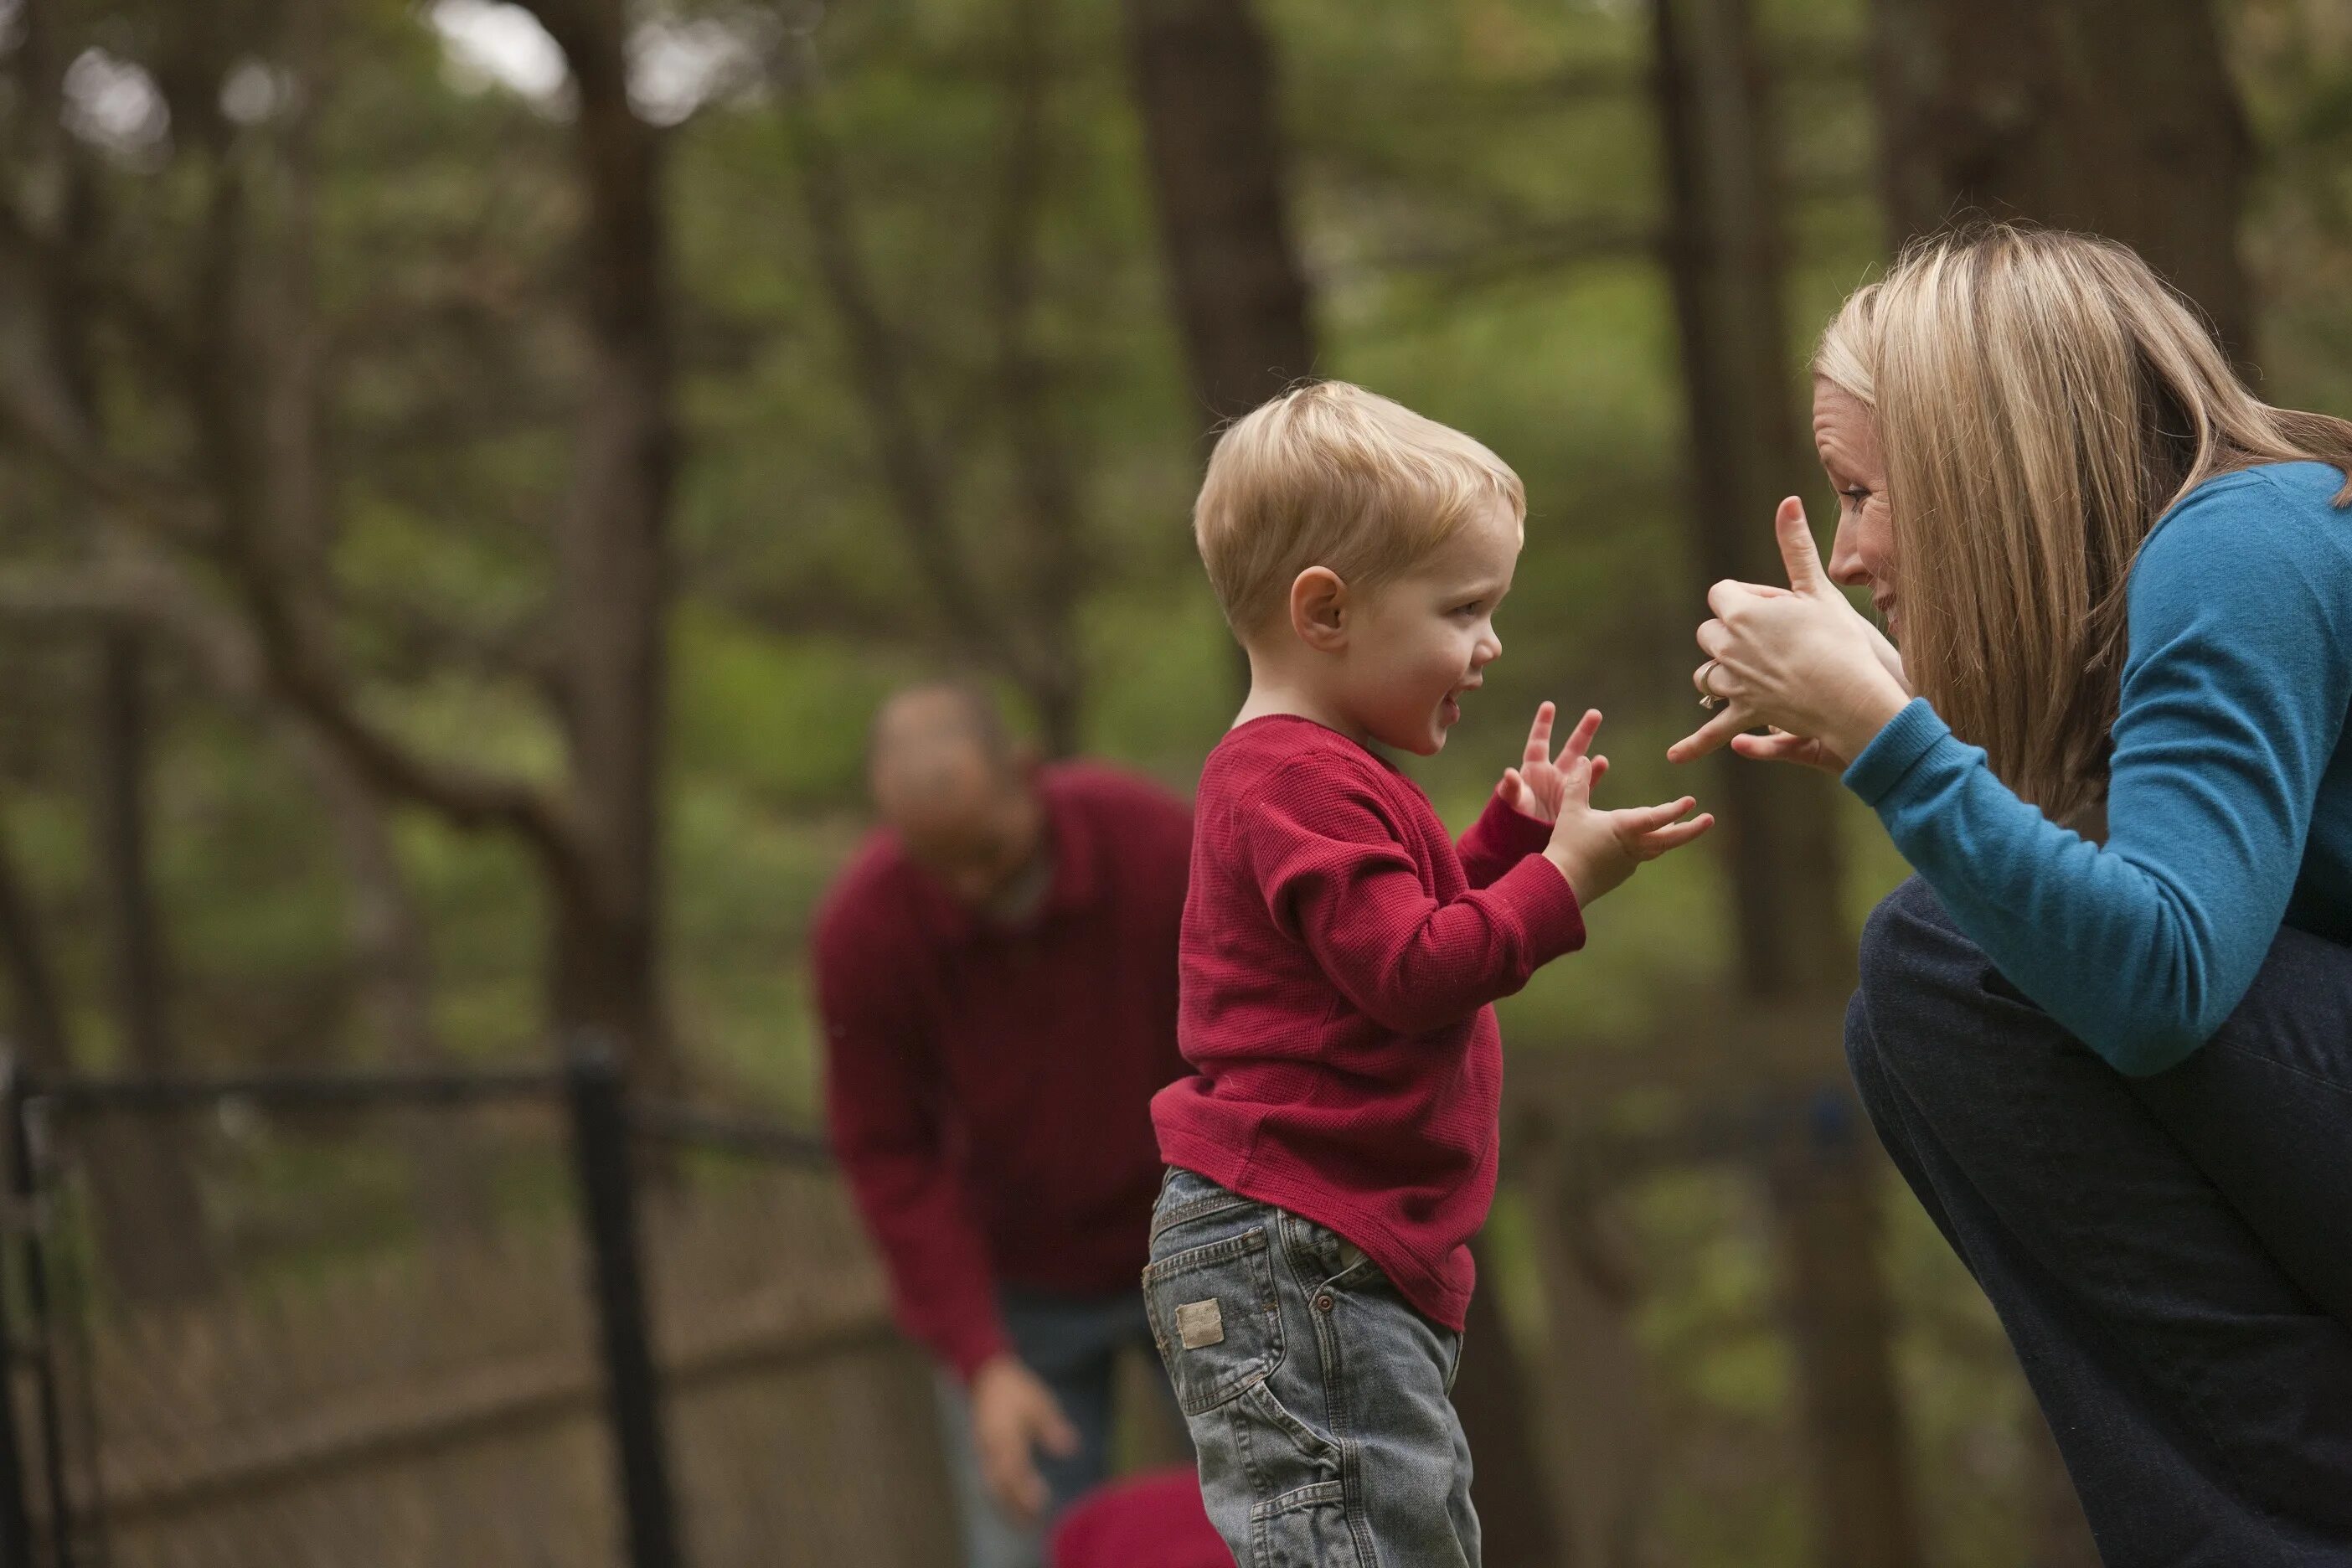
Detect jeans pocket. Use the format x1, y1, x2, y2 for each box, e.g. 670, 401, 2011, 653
1247, 1478, 1355, 1568
1144, 1227, 1283, 1416
1277, 1210, 1373, 1291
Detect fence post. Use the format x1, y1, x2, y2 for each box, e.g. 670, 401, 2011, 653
0, 1062, 30, 1568
563, 1039, 683, 1568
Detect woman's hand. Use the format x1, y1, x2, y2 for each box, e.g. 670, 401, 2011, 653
1668, 498, 1912, 769
1498, 702, 1607, 823
1727, 726, 1851, 775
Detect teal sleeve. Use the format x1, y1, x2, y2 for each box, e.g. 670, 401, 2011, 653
1843, 472, 2351, 1075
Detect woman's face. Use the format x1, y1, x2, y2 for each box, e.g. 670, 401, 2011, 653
1813, 377, 1900, 639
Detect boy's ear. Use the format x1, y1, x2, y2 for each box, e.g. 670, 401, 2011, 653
1289, 567, 1349, 652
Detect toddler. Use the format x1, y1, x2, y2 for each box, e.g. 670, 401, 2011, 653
1145, 382, 1710, 1565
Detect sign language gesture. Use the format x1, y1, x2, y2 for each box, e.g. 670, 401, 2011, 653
1498, 701, 1608, 822
1667, 498, 1911, 772
1508, 701, 1714, 904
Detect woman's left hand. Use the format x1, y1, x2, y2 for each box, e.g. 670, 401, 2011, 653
1668, 498, 1913, 769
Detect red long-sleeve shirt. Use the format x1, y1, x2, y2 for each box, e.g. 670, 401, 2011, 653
816, 765, 1192, 1380
1151, 716, 1585, 1331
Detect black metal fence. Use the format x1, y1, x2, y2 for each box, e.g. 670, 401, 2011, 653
0, 1043, 937, 1568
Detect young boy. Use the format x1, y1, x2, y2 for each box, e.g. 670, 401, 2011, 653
1145, 382, 1711, 1565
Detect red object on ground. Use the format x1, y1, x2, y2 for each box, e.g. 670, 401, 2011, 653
1152, 716, 1584, 1333
1049, 1467, 1230, 1568
815, 764, 1194, 1380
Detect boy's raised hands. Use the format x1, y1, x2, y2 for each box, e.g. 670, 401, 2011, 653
1498, 701, 1608, 822
1514, 703, 1712, 905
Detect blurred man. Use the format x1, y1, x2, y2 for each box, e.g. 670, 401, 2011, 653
813, 683, 1192, 1568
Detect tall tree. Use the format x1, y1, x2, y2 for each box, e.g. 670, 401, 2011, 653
0, 0, 688, 1095
0, 0, 218, 1302
1121, 0, 1318, 424
1651, 2, 1922, 1565
1872, 0, 2253, 358
511, 0, 681, 1093
86, 634, 218, 1297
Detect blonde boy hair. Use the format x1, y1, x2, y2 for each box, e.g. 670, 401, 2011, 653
1815, 224, 2352, 822
1194, 381, 1526, 636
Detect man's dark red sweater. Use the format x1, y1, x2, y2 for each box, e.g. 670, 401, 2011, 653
816, 764, 1193, 1380
1152, 716, 1586, 1331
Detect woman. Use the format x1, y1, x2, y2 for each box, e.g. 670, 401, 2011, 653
1673, 225, 2352, 1567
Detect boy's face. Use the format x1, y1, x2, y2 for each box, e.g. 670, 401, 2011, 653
1333, 502, 1521, 756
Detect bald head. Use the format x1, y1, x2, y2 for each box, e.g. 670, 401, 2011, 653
869, 683, 1044, 908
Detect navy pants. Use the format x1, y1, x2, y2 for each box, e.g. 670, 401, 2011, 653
1847, 877, 2352, 1567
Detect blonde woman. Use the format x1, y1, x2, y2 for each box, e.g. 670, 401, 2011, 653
1673, 226, 2352, 1565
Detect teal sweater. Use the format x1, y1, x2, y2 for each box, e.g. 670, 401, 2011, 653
1844, 462, 2352, 1075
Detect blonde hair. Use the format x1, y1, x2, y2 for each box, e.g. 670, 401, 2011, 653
1194, 381, 1525, 635
1815, 225, 2352, 821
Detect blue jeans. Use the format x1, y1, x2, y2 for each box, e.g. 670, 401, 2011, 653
934, 1287, 1170, 1568
1143, 1166, 1478, 1567
1849, 876, 2352, 1568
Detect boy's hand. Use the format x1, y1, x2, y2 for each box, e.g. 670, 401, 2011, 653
1498, 702, 1608, 823
1541, 753, 1713, 905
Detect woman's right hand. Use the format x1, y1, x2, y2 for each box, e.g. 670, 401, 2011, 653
1693, 501, 1911, 776
1854, 604, 1908, 693
1729, 726, 1851, 775
1726, 612, 1905, 774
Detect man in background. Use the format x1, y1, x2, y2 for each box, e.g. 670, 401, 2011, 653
813, 683, 1193, 1568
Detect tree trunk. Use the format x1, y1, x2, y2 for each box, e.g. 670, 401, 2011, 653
2, 0, 215, 1303
993, 0, 1090, 758
1457, 1234, 1571, 1568
1120, 0, 1319, 426
522, 0, 680, 1098
0, 810, 70, 1077
90, 631, 217, 1301
1651, 2, 1922, 1564
1526, 1153, 1658, 1568
1871, 0, 2253, 360
1761, 1089, 1919, 1568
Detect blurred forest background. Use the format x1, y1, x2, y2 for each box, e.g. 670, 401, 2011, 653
0, 0, 2346, 1565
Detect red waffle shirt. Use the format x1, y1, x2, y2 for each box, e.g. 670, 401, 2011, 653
816, 765, 1193, 1380
1151, 715, 1585, 1331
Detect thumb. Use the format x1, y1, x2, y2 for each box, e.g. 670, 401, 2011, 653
1498, 767, 1525, 808
1775, 496, 1830, 596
